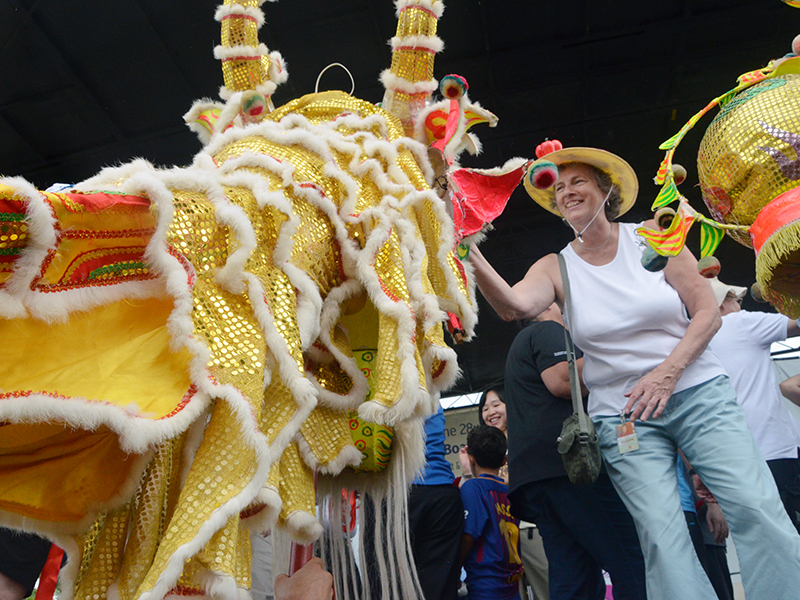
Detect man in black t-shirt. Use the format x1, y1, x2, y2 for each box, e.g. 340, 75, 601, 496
0, 528, 54, 600
505, 304, 646, 600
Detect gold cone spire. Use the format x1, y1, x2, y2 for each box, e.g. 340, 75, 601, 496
380, 1, 445, 135
215, 0, 287, 100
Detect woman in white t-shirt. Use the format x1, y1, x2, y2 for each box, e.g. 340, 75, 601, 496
468, 144, 800, 600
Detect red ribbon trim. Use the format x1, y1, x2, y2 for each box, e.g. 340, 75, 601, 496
34, 544, 64, 600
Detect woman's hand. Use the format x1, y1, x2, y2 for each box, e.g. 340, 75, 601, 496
623, 231, 721, 422
624, 361, 683, 421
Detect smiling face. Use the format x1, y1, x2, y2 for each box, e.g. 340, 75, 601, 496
480, 390, 507, 433
553, 163, 606, 222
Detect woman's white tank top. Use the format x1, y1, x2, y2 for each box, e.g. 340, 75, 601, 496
561, 222, 725, 417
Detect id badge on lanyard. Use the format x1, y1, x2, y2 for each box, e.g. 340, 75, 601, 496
616, 411, 639, 454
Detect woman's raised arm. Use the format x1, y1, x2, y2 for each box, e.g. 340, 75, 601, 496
469, 245, 560, 322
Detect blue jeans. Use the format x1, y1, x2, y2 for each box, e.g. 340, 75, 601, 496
510, 473, 646, 600
596, 375, 800, 600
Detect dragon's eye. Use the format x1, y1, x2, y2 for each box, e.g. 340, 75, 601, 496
440, 75, 468, 100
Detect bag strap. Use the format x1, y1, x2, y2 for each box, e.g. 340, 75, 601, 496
557, 253, 591, 441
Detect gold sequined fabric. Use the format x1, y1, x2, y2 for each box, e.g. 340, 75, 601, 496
397, 4, 439, 39
114, 440, 182, 600
137, 401, 259, 598
0, 72, 475, 600
698, 73, 800, 247
222, 56, 270, 95
383, 2, 442, 133
219, 0, 271, 94
390, 49, 435, 83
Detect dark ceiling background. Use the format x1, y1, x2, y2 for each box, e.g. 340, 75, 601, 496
2, 0, 798, 395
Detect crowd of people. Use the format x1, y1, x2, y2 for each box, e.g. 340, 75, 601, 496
5, 146, 800, 600
396, 144, 800, 600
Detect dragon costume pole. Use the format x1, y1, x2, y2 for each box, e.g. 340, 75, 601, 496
215, 0, 287, 106
380, 0, 444, 136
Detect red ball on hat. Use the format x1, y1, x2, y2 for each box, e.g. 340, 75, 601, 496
528, 161, 559, 190
535, 139, 563, 158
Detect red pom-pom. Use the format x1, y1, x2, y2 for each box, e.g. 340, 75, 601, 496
241, 91, 267, 123
440, 75, 468, 100
792, 34, 800, 56
528, 161, 559, 189
535, 139, 563, 159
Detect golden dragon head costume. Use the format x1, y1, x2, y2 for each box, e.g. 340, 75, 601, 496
0, 1, 525, 599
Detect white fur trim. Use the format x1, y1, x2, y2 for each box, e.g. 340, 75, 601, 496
284, 510, 324, 546
268, 51, 289, 85
460, 155, 527, 177
212, 92, 247, 136
394, 0, 444, 18
379, 70, 438, 95
295, 432, 362, 475
214, 3, 266, 27
0, 392, 209, 454
241, 486, 282, 534
308, 282, 371, 410
255, 80, 280, 98
462, 132, 481, 156
389, 35, 444, 53
183, 99, 225, 145
214, 43, 271, 61
204, 181, 258, 295
197, 568, 239, 600
422, 342, 461, 396
0, 177, 58, 318
218, 81, 278, 102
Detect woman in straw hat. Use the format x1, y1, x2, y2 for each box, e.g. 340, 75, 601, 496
468, 145, 800, 600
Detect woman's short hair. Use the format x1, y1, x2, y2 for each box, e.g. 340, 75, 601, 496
477, 385, 505, 426
551, 162, 623, 221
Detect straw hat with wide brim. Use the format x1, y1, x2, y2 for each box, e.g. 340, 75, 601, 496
523, 147, 639, 218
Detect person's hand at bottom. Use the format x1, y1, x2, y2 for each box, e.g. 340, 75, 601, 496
274, 557, 334, 600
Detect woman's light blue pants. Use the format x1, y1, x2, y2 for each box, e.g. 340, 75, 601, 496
595, 375, 800, 600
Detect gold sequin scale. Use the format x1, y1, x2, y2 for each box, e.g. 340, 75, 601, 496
219, 0, 270, 94
699, 74, 800, 246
